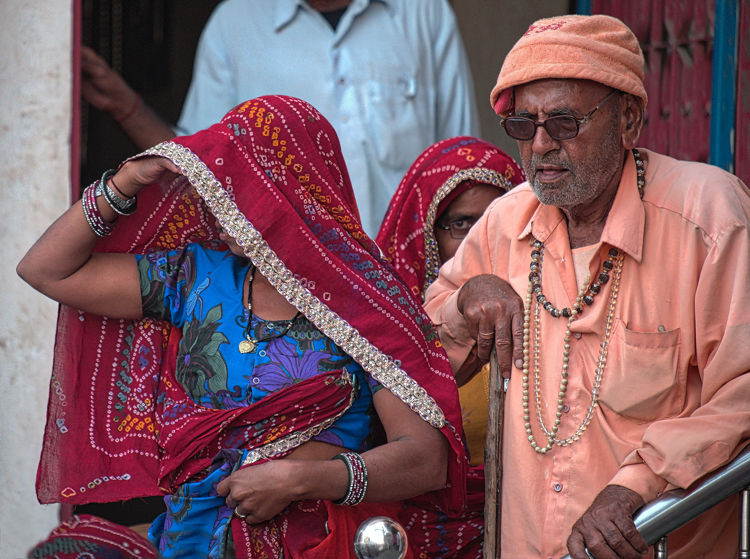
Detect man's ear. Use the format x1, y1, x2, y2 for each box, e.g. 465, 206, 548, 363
620, 93, 644, 150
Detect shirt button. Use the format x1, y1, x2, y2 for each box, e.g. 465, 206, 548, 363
553, 483, 563, 492
562, 404, 570, 413
573, 332, 582, 339
339, 77, 346, 85
341, 115, 349, 122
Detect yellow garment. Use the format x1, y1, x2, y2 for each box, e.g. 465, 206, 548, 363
458, 363, 490, 467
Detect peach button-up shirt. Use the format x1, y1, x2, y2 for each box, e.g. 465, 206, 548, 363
425, 149, 750, 558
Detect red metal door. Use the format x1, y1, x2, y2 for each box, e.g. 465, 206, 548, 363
592, 0, 715, 164
735, 0, 750, 181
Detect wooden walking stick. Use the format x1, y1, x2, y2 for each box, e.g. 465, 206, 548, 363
484, 350, 505, 559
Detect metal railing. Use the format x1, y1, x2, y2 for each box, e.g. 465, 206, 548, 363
352, 445, 750, 559
560, 444, 750, 558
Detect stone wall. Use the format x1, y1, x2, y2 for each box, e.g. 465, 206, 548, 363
0, 1, 70, 556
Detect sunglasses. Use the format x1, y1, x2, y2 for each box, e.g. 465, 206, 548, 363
501, 90, 619, 141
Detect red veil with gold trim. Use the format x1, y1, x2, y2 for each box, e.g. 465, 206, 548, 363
37, 97, 467, 527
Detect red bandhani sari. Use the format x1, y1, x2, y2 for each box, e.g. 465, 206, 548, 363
27, 514, 158, 559
377, 136, 524, 559
37, 96, 467, 558
377, 136, 525, 298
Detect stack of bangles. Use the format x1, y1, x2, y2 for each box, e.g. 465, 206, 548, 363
81, 169, 138, 237
332, 452, 368, 506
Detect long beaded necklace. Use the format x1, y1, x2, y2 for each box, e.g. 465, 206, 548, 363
521, 148, 643, 454
238, 266, 302, 354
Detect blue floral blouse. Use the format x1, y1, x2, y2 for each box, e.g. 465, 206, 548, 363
136, 243, 380, 451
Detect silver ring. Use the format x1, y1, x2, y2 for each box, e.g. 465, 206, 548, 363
234, 507, 247, 519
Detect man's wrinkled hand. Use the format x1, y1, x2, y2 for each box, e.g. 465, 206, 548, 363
567, 485, 648, 559
456, 274, 524, 378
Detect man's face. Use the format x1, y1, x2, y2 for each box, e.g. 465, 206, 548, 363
513, 79, 624, 211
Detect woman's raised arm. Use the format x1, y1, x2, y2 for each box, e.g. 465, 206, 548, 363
17, 157, 181, 319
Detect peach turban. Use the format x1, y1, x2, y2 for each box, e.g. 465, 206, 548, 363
491, 14, 648, 115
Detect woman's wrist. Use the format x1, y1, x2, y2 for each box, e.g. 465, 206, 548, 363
283, 459, 350, 502
111, 163, 142, 199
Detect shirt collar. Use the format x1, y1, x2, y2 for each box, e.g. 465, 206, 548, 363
518, 150, 646, 262
274, 0, 390, 32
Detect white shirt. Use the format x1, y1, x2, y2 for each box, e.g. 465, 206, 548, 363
177, 0, 481, 236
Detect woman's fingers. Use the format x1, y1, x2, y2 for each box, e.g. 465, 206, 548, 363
216, 477, 230, 497
113, 157, 183, 197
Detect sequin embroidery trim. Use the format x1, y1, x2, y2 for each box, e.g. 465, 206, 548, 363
142, 142, 447, 429
243, 371, 356, 466
423, 168, 512, 292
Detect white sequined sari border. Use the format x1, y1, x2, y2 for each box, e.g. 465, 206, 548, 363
141, 142, 447, 431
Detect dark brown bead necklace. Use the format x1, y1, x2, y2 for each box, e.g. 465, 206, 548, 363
529, 244, 620, 318
527, 148, 645, 319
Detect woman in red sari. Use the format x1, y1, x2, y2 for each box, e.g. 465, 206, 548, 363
377, 137, 524, 559
18, 96, 466, 559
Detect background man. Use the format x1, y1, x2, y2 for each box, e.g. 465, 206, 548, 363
425, 15, 750, 558
82, 0, 480, 236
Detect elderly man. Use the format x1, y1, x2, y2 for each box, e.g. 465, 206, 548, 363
424, 15, 750, 559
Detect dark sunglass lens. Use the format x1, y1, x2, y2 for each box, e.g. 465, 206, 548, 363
545, 116, 579, 140
504, 118, 536, 140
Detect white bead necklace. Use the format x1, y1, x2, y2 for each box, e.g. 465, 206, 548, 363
522, 249, 623, 453
520, 148, 643, 454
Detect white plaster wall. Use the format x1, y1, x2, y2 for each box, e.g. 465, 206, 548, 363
450, 0, 572, 162
0, 1, 71, 557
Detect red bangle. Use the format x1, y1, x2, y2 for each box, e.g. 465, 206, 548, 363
115, 93, 141, 124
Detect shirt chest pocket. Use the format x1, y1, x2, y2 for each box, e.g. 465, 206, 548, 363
598, 319, 685, 423
364, 73, 429, 169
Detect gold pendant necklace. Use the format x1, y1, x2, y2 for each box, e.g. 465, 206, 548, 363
238, 265, 302, 353
238, 338, 257, 354
239, 266, 257, 354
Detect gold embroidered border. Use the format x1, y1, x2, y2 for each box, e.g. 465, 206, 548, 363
423, 168, 512, 294
142, 142, 447, 430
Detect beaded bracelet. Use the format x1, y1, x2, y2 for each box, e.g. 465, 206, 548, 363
100, 169, 137, 216
332, 452, 368, 506
82, 180, 116, 237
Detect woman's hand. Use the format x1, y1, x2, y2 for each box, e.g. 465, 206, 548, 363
218, 461, 298, 524
215, 390, 450, 525
113, 157, 182, 198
